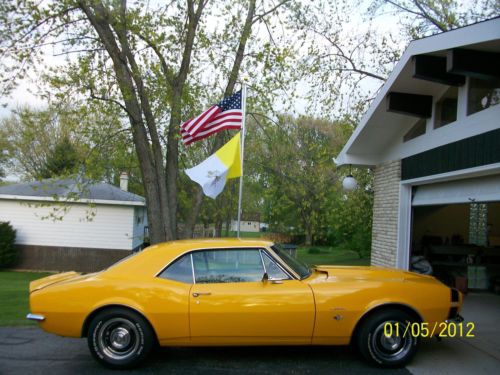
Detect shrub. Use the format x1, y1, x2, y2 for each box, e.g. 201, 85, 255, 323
307, 247, 321, 254
0, 221, 17, 268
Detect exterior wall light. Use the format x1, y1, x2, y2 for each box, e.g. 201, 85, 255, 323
342, 165, 358, 191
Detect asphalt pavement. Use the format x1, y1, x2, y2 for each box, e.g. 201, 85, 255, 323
2, 293, 499, 374
0, 327, 409, 375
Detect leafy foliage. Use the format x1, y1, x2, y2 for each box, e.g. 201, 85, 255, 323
39, 136, 80, 178
250, 115, 350, 245
372, 0, 500, 38
0, 0, 299, 242
0, 222, 17, 269
1, 104, 142, 193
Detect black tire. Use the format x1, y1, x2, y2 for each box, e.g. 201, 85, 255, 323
87, 308, 155, 369
356, 309, 418, 368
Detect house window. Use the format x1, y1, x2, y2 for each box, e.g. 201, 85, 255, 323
434, 87, 458, 129
467, 77, 500, 116
403, 118, 426, 142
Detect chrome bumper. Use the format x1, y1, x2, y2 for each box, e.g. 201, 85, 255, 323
26, 313, 45, 322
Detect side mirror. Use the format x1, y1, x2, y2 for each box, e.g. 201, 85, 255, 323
262, 272, 269, 282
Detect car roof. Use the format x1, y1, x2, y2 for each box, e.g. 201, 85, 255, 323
148, 238, 274, 252
104, 238, 275, 277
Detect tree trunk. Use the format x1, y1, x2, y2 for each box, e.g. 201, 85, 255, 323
79, 1, 206, 244
182, 0, 257, 238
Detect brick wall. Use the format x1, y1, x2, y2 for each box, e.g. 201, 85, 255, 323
15, 245, 132, 273
371, 160, 401, 268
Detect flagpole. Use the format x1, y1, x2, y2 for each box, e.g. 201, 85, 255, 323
237, 82, 247, 238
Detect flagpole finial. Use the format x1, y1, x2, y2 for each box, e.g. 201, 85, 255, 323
241, 74, 250, 84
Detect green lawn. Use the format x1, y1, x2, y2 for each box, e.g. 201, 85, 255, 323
224, 231, 263, 238
0, 247, 368, 327
0, 271, 52, 326
296, 246, 370, 267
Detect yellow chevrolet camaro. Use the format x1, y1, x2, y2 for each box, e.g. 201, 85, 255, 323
27, 239, 462, 369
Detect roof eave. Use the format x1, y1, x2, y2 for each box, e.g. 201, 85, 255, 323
336, 18, 500, 167
0, 194, 146, 207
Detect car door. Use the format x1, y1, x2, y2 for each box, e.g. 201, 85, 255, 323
189, 248, 315, 345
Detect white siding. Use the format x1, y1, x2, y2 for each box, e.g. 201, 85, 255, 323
132, 207, 147, 249
230, 220, 260, 232
0, 200, 134, 250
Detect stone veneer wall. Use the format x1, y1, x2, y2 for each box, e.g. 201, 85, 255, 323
371, 160, 401, 268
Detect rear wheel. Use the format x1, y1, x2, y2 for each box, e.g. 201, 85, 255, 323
356, 309, 418, 368
87, 308, 154, 369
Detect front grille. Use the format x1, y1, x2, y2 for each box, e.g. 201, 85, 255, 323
451, 288, 459, 302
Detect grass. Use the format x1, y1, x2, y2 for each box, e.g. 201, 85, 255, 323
296, 246, 370, 267
224, 231, 263, 238
0, 271, 52, 326
0, 246, 368, 327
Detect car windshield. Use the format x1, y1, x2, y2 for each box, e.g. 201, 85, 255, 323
271, 244, 311, 279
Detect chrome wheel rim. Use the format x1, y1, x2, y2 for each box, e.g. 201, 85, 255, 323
97, 317, 140, 361
371, 320, 413, 362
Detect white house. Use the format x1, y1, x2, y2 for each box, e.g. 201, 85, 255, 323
336, 18, 500, 291
230, 214, 261, 233
0, 175, 147, 272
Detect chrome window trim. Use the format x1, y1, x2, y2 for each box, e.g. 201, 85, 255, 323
191, 248, 266, 284
259, 249, 267, 274
190, 253, 196, 284
260, 250, 293, 280
265, 246, 301, 280
155, 245, 299, 282
156, 253, 194, 284
154, 245, 272, 277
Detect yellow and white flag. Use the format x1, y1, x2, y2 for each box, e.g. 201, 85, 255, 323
185, 132, 241, 199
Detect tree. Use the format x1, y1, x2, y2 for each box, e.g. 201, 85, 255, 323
39, 136, 80, 178
373, 0, 500, 38
0, 135, 8, 182
1, 103, 141, 190
0, 0, 295, 243
329, 169, 374, 258
289, 0, 498, 120
249, 115, 350, 245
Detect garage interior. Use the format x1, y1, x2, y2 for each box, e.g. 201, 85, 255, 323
410, 176, 500, 293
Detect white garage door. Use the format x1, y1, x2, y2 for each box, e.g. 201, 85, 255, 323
412, 174, 500, 206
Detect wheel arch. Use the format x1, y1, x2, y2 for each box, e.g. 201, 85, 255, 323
350, 303, 423, 345
81, 304, 158, 344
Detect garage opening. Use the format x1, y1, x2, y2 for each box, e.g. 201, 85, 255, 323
410, 175, 500, 293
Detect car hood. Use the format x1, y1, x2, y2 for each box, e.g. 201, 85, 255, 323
311, 265, 441, 284
29, 271, 97, 293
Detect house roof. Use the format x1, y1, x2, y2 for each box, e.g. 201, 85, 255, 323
336, 17, 500, 167
0, 178, 145, 206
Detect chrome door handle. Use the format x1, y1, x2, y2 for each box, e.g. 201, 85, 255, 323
192, 292, 212, 297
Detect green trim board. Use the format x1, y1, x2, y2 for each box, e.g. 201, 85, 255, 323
402, 128, 500, 180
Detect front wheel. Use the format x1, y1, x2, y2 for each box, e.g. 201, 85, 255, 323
87, 308, 154, 369
356, 309, 418, 368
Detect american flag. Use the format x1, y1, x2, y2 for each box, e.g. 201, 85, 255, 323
181, 90, 242, 145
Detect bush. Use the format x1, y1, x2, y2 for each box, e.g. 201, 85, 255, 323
0, 221, 17, 268
348, 230, 371, 259
307, 247, 321, 254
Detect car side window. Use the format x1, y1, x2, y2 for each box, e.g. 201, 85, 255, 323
192, 249, 264, 283
262, 252, 291, 280
158, 254, 193, 284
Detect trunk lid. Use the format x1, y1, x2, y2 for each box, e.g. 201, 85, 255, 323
29, 271, 90, 293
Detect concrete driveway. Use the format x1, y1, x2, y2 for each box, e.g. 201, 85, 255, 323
0, 293, 498, 374
407, 292, 500, 374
